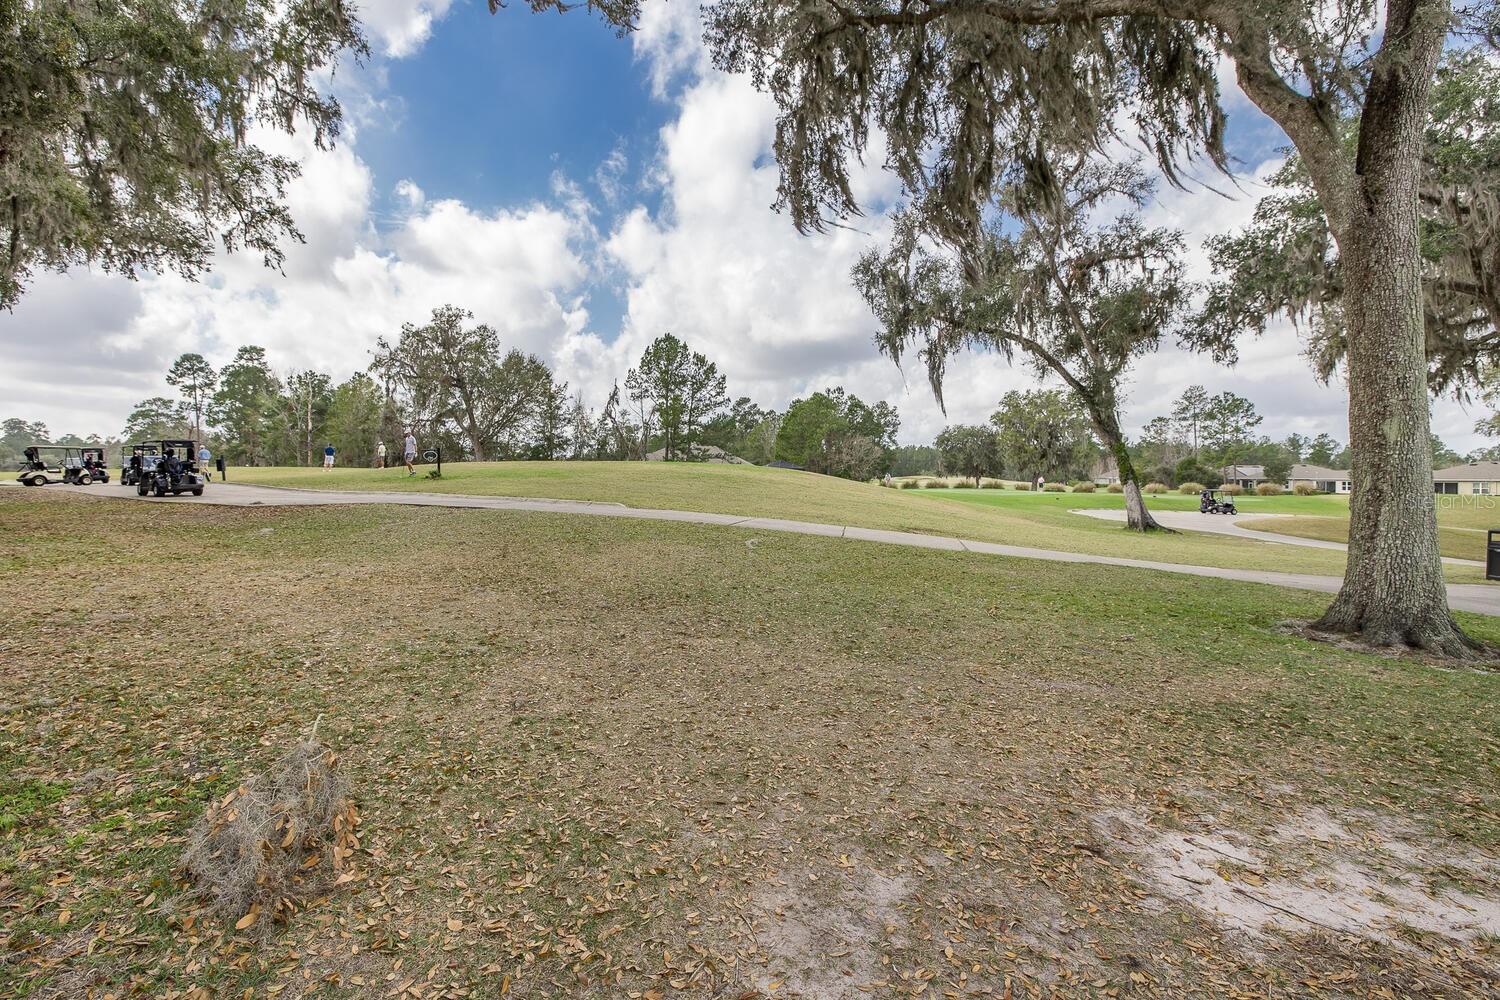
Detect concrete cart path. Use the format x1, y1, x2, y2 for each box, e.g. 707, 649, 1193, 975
14, 480, 1500, 617
1076, 508, 1485, 567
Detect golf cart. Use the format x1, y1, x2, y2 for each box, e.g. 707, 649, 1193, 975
120, 443, 161, 487
1199, 488, 1238, 515
80, 447, 110, 484
16, 445, 95, 486
136, 439, 207, 497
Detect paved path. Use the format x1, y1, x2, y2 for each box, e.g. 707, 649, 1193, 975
1076, 508, 1485, 567
16, 480, 1500, 616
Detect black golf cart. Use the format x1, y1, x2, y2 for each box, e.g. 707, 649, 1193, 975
17, 445, 95, 486
120, 443, 161, 487
1199, 488, 1238, 515
80, 447, 110, 484
136, 439, 207, 497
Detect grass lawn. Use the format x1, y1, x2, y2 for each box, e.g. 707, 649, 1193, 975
221, 464, 1494, 583
3, 491, 1499, 998
1245, 516, 1491, 563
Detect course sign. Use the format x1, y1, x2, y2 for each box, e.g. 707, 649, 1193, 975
422, 449, 439, 463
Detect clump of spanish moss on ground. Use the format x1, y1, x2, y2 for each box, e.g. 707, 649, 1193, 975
180, 730, 359, 932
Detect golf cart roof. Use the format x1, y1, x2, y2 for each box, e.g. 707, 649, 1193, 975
125, 442, 160, 451
25, 444, 79, 453
155, 439, 198, 450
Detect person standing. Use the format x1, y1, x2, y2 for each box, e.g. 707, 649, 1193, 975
376, 440, 387, 469
323, 443, 336, 470
404, 430, 417, 476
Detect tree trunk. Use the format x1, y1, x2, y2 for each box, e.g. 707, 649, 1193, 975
1112, 440, 1161, 532
1089, 405, 1162, 532
1309, 1, 1479, 656
1313, 202, 1477, 654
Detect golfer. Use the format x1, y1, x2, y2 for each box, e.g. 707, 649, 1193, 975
323, 443, 336, 470
377, 440, 387, 468
404, 431, 417, 476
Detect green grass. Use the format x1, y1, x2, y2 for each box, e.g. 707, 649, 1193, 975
3, 490, 1499, 998
1245, 515, 1489, 562
221, 463, 1499, 583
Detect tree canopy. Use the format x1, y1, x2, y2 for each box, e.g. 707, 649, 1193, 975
624, 333, 730, 460
854, 156, 1191, 528
372, 305, 558, 461
0, 0, 366, 307
1200, 50, 1500, 396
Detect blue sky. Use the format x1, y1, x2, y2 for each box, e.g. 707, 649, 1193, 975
0, 1, 1491, 453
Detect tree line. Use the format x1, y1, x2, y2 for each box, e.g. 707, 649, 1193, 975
4, 308, 907, 478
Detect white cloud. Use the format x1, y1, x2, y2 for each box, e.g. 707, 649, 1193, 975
357, 0, 459, 58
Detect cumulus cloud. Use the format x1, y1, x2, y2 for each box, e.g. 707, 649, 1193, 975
357, 0, 459, 58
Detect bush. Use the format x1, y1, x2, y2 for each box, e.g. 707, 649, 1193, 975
899, 480, 920, 490
1293, 483, 1321, 496
1106, 483, 1124, 493
1178, 482, 1206, 494
952, 480, 975, 488
1014, 482, 1032, 491
1073, 482, 1096, 493
1142, 482, 1169, 495
181, 737, 359, 929
980, 480, 1006, 489
1043, 483, 1068, 492
1219, 484, 1244, 496
1255, 483, 1283, 496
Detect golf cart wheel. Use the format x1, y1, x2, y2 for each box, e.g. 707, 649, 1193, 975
137, 482, 148, 496
21, 477, 40, 487
192, 488, 204, 496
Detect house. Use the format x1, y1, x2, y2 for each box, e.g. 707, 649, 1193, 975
644, 444, 751, 465
1221, 464, 1267, 489
1220, 462, 1352, 492
1089, 458, 1121, 485
1432, 461, 1500, 495
1288, 464, 1352, 494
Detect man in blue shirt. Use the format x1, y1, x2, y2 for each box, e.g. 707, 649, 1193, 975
323, 443, 336, 471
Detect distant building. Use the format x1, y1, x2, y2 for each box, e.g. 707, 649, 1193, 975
1221, 463, 1351, 493
644, 444, 751, 465
1432, 461, 1500, 495
1089, 459, 1121, 485
1221, 464, 1268, 489
1288, 464, 1352, 494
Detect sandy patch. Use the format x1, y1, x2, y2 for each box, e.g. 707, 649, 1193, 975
1094, 806, 1500, 946
743, 865, 913, 998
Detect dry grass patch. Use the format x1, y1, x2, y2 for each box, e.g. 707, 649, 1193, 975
3, 491, 1500, 999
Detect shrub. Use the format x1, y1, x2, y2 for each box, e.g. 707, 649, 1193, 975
1106, 483, 1124, 493
1043, 483, 1068, 492
1293, 483, 1321, 496
1255, 483, 1283, 496
181, 737, 359, 929
1073, 482, 1096, 493
1142, 482, 1169, 495
980, 480, 1006, 489
1178, 482, 1206, 494
952, 480, 975, 488
899, 480, 920, 490
1219, 484, 1244, 496
1014, 482, 1032, 491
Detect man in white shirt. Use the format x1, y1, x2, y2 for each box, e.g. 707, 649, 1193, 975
404, 432, 417, 476
377, 440, 387, 469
